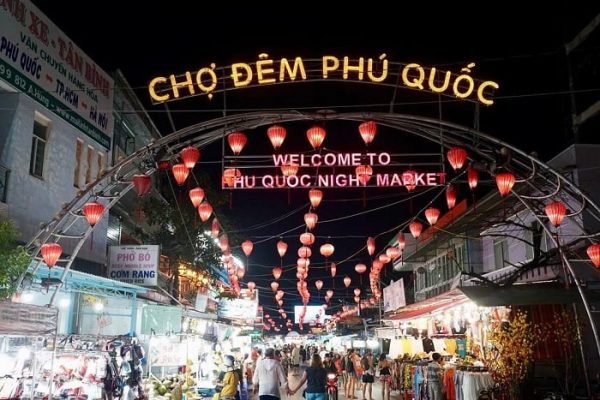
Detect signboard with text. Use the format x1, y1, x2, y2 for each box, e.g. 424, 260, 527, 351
0, 0, 114, 148
217, 288, 258, 320
383, 278, 406, 313
108, 245, 159, 286
223, 151, 446, 189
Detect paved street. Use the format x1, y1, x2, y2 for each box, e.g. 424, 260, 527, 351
246, 368, 399, 400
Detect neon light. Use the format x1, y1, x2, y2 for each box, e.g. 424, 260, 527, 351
148, 55, 499, 105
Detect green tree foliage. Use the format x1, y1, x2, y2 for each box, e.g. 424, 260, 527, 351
140, 171, 238, 276
0, 221, 31, 299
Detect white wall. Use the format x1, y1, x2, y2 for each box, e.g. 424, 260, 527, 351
0, 92, 109, 265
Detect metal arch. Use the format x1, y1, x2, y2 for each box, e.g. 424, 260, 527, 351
23, 111, 600, 356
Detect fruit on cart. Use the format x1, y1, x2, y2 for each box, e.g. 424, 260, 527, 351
171, 383, 183, 400
157, 385, 168, 395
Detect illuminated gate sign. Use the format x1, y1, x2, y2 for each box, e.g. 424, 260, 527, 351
223, 151, 446, 189
148, 54, 499, 106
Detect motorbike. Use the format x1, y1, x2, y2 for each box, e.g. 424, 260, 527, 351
326, 373, 338, 400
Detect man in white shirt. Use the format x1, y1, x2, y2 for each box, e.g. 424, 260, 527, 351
253, 348, 289, 400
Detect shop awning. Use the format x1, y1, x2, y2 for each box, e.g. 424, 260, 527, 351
459, 283, 583, 307
384, 289, 468, 321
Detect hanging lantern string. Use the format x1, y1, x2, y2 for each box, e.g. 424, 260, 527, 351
333, 171, 466, 268
250, 185, 439, 246
164, 170, 204, 263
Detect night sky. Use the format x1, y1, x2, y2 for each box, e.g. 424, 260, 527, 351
31, 2, 600, 325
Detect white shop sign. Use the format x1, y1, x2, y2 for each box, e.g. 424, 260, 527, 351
107, 245, 159, 286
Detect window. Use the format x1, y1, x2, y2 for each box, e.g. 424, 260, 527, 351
85, 146, 94, 185
29, 117, 49, 178
493, 238, 509, 269
96, 151, 106, 179
74, 139, 84, 187
524, 229, 534, 261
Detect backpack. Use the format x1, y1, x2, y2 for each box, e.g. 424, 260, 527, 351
344, 356, 354, 372
360, 357, 369, 372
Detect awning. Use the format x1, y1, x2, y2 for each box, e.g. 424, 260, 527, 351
384, 289, 468, 321
459, 283, 583, 307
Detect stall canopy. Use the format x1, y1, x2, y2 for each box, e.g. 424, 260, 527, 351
458, 283, 583, 307
384, 289, 467, 321
0, 301, 57, 335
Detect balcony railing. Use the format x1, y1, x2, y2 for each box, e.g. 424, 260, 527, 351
0, 163, 10, 203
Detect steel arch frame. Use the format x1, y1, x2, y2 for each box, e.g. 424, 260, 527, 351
21, 111, 600, 357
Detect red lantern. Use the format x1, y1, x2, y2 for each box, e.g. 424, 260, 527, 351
447, 147, 468, 171
281, 163, 299, 177
198, 202, 213, 222
132, 174, 151, 197
315, 280, 323, 290
306, 126, 326, 149
545, 201, 567, 227
219, 234, 229, 252
367, 237, 376, 256
40, 243, 62, 268
378, 254, 391, 264
297, 258, 310, 269
343, 276, 351, 288
171, 163, 189, 185
277, 240, 288, 257
587, 244, 600, 267
278, 299, 284, 307
223, 168, 241, 187
82, 202, 104, 226
246, 281, 256, 290
271, 281, 279, 292
398, 232, 406, 251
237, 268, 245, 279
304, 212, 318, 230
446, 185, 457, 209
354, 296, 360, 303
267, 125, 286, 150
300, 232, 315, 246
403, 170, 417, 192
327, 289, 334, 298
309, 189, 323, 208
355, 263, 367, 274
468, 165, 478, 190
386, 246, 401, 260
358, 121, 377, 145
189, 187, 205, 208
330, 263, 337, 277
356, 165, 373, 185
211, 218, 220, 238
180, 146, 200, 169
320, 243, 334, 258
227, 132, 247, 155
242, 240, 253, 257
158, 160, 170, 170
409, 221, 423, 239
273, 267, 282, 280
496, 172, 515, 196
425, 207, 440, 225
298, 246, 312, 258
354, 288, 361, 297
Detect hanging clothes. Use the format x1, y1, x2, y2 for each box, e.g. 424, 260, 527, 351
443, 367, 456, 400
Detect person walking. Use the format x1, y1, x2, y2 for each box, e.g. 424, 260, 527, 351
218, 355, 239, 400
291, 345, 300, 376
253, 348, 289, 400
360, 352, 374, 400
288, 354, 328, 400
343, 349, 357, 399
426, 353, 444, 400
377, 355, 392, 400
